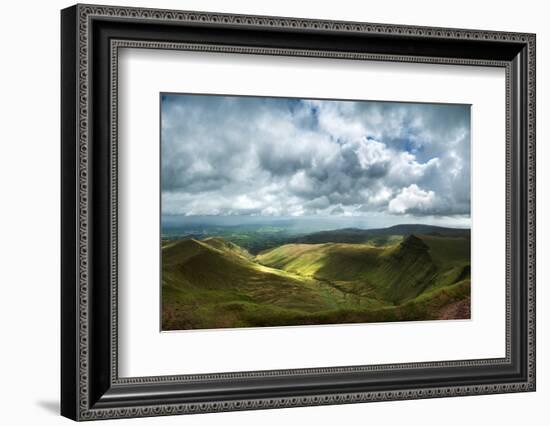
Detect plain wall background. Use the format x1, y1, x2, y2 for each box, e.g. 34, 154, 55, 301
0, 0, 546, 424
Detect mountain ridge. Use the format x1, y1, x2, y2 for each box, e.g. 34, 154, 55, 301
293, 224, 470, 245
162, 231, 471, 330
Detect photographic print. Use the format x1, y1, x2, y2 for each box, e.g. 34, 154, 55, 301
161, 93, 471, 331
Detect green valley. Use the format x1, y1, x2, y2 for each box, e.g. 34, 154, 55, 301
162, 226, 471, 330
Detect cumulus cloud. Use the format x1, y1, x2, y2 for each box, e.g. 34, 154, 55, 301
161, 94, 470, 223
388, 184, 436, 214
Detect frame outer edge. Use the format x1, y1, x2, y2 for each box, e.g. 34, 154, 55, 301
77, 2, 90, 420
61, 4, 80, 422
68, 4, 536, 421
527, 33, 536, 390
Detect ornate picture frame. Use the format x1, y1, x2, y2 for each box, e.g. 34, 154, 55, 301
61, 4, 535, 421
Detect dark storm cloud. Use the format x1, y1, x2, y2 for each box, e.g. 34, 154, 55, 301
161, 94, 470, 222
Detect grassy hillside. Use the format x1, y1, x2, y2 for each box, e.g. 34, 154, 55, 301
257, 234, 469, 304
162, 231, 471, 330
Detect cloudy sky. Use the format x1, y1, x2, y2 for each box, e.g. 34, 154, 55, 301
161, 94, 471, 228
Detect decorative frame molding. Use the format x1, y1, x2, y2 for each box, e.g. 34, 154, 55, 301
61, 4, 536, 421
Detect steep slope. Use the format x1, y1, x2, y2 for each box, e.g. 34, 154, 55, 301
374, 235, 437, 303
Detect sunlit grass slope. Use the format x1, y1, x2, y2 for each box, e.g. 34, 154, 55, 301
257, 235, 469, 304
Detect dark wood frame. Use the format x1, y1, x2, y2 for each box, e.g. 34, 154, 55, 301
61, 4, 536, 421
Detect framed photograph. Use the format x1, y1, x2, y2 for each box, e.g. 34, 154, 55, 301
61, 4, 536, 421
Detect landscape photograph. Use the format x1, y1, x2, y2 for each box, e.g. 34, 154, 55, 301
160, 93, 471, 331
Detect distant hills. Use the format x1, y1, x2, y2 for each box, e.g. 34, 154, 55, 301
162, 227, 471, 330
162, 223, 470, 254
292, 224, 470, 245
